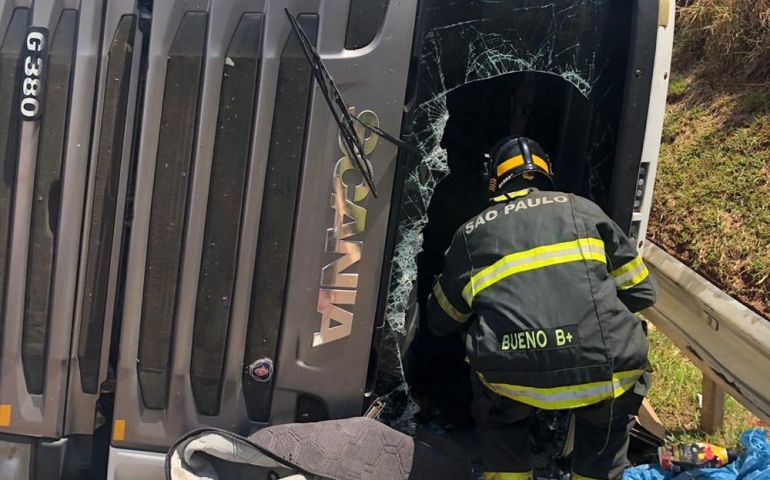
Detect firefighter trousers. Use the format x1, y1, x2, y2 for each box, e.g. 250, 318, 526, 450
471, 372, 651, 480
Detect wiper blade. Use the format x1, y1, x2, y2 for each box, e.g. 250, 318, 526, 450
285, 9, 419, 198
351, 115, 420, 156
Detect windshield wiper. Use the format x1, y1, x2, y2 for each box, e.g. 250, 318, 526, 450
285, 8, 419, 198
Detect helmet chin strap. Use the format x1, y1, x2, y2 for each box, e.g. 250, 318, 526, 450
495, 175, 534, 195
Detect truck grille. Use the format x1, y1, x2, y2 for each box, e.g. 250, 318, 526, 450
111, 0, 414, 452
2, 0, 415, 458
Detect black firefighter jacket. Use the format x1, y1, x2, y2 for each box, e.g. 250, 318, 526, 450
427, 188, 656, 410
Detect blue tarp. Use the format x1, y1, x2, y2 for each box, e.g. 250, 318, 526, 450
624, 429, 770, 480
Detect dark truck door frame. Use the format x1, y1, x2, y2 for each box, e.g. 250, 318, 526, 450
368, 0, 667, 404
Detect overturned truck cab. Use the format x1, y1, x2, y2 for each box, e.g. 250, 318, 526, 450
0, 0, 674, 478
380, 0, 674, 429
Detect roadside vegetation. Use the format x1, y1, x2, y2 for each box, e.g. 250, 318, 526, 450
647, 327, 764, 447
645, 0, 769, 447
649, 0, 770, 317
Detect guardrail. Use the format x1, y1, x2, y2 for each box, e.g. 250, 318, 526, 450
643, 242, 770, 432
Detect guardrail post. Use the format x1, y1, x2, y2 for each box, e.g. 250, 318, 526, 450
644, 243, 770, 427
701, 375, 725, 434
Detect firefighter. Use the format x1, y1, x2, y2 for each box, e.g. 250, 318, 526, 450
426, 136, 655, 480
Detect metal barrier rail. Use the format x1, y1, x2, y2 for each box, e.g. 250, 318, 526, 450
643, 242, 770, 431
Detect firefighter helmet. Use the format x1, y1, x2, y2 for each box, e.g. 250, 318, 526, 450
485, 137, 554, 193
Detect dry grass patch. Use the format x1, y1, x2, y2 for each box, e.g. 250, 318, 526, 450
676, 0, 770, 82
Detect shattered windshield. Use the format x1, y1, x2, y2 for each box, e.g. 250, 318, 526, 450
374, 0, 633, 430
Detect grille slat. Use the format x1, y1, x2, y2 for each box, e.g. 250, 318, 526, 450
137, 11, 207, 410
242, 14, 318, 422
0, 7, 28, 374
190, 13, 264, 416
22, 9, 78, 395
345, 0, 389, 49
77, 14, 137, 395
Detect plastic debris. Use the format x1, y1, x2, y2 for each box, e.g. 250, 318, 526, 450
624, 429, 770, 480
659, 442, 735, 472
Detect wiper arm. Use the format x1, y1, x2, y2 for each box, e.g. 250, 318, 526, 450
285, 8, 419, 198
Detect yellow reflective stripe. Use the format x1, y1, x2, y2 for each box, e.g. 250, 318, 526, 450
611, 255, 650, 290
611, 255, 643, 277
462, 238, 606, 305
432, 279, 470, 323
531, 155, 550, 173
571, 473, 602, 480
468, 238, 606, 291
477, 369, 643, 410
618, 267, 649, 291
496, 155, 550, 177
496, 155, 525, 176
491, 189, 531, 203
484, 472, 534, 480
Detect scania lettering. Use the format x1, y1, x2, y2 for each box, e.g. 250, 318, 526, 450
314, 109, 379, 347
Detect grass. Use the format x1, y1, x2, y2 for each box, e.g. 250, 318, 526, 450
737, 90, 770, 116
667, 77, 690, 101
646, 326, 765, 447
648, 72, 770, 316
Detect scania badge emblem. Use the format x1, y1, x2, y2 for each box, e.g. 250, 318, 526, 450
248, 358, 274, 383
